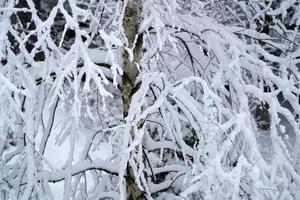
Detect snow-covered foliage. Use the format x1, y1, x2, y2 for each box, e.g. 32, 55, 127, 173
0, 0, 300, 199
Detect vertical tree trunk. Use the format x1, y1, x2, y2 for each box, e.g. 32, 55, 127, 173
122, 0, 145, 199
122, 0, 142, 117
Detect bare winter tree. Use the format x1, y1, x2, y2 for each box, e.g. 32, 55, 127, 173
0, 0, 300, 199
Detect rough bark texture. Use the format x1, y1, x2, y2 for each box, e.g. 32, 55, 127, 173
122, 0, 143, 117
122, 0, 145, 199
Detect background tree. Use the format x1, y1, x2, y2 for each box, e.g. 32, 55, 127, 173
0, 0, 300, 199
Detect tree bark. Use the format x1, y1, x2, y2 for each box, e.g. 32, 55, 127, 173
122, 0, 142, 118
122, 0, 145, 199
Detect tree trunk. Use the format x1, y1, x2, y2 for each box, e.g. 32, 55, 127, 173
122, 0, 145, 199
122, 0, 142, 117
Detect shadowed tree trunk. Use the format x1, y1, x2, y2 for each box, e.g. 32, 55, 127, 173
122, 0, 145, 199
122, 0, 142, 118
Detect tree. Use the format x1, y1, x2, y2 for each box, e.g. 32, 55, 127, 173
0, 0, 300, 199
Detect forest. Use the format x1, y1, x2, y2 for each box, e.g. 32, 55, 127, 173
0, 0, 300, 199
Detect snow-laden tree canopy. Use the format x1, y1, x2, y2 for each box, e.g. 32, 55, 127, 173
0, 0, 300, 199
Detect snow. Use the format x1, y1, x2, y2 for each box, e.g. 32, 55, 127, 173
1, 0, 300, 199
